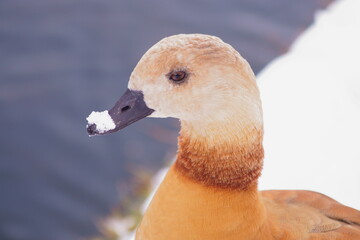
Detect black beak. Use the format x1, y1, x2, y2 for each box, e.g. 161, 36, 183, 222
87, 89, 154, 136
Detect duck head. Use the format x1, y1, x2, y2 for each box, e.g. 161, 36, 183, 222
87, 34, 262, 137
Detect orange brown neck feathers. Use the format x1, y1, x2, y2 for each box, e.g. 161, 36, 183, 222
175, 120, 264, 190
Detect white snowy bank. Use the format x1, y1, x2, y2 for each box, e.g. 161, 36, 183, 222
258, 0, 360, 210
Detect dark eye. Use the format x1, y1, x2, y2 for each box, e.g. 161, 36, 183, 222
169, 71, 187, 83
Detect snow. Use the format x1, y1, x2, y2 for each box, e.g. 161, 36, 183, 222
86, 110, 116, 134
258, 0, 360, 209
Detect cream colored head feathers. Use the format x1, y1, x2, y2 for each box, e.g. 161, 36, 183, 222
128, 34, 263, 138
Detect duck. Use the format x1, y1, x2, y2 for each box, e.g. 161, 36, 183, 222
86, 34, 360, 240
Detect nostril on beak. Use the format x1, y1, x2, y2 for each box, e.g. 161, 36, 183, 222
87, 123, 99, 136
121, 105, 131, 112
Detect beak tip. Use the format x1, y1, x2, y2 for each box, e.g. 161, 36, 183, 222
87, 123, 99, 136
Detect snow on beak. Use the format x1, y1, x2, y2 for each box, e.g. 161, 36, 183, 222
86, 89, 154, 136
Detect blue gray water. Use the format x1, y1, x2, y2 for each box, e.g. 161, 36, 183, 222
0, 0, 330, 239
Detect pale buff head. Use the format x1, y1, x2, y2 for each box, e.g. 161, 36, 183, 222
128, 34, 263, 136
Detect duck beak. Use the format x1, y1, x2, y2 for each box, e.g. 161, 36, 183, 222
86, 89, 154, 136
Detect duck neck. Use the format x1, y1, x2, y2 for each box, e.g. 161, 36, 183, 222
175, 119, 264, 190
136, 118, 270, 240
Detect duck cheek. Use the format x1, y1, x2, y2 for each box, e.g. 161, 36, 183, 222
146, 104, 182, 119
141, 96, 167, 118
145, 102, 185, 120
147, 111, 170, 118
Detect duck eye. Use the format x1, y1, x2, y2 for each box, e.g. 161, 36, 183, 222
169, 71, 187, 83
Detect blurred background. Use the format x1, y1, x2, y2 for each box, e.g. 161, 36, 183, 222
0, 0, 334, 240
